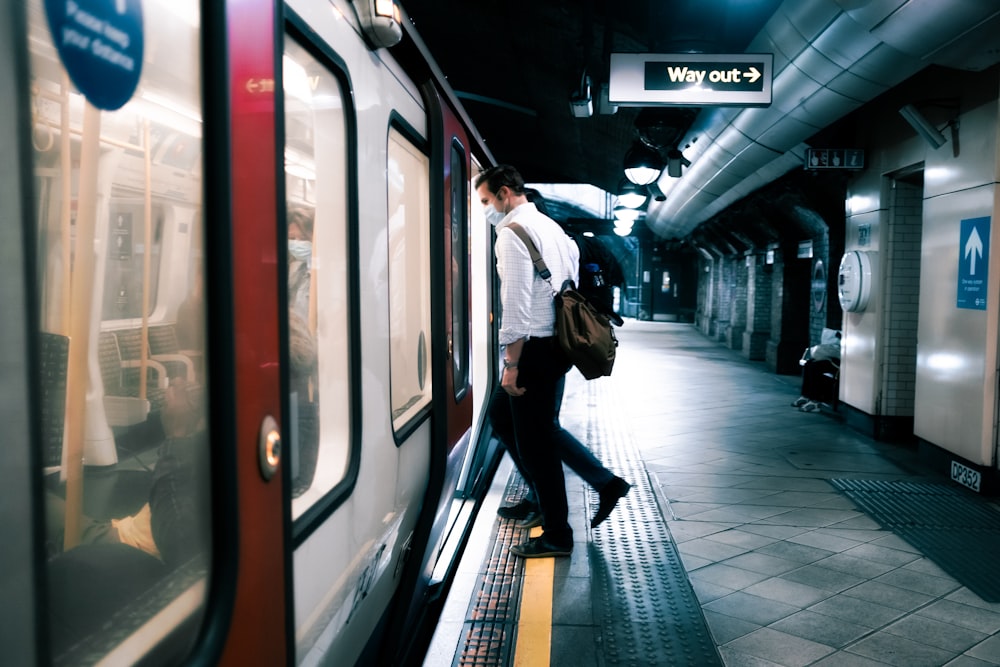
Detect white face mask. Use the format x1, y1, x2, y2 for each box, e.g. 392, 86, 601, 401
288, 239, 312, 262
484, 204, 505, 227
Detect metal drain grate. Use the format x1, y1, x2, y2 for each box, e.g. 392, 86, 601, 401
587, 381, 724, 667
453, 480, 528, 667
831, 479, 1000, 602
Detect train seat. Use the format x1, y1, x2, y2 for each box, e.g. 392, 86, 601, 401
147, 324, 200, 382
98, 332, 168, 426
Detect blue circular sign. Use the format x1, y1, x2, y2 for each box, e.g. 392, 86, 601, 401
44, 0, 144, 111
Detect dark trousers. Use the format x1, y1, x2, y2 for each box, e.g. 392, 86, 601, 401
490, 337, 573, 546
802, 359, 838, 403
510, 375, 613, 505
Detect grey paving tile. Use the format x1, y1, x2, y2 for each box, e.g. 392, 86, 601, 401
744, 576, 834, 608
842, 580, 935, 612
704, 591, 800, 626
873, 567, 962, 598
724, 627, 836, 667
769, 610, 871, 648
945, 588, 1000, 613
841, 542, 922, 568
808, 595, 906, 628
918, 599, 1000, 635
740, 524, 812, 541
691, 577, 738, 604
780, 564, 867, 593
943, 656, 1000, 667
812, 553, 898, 579
703, 609, 761, 644
690, 563, 772, 591
846, 631, 955, 667
705, 528, 781, 550
724, 552, 804, 577
756, 508, 863, 528
756, 540, 835, 565
678, 536, 750, 562
811, 653, 897, 666
717, 646, 785, 666
552, 576, 595, 626
965, 633, 1000, 664
667, 519, 736, 542
882, 614, 987, 653
677, 551, 713, 571
550, 624, 600, 667
787, 529, 865, 553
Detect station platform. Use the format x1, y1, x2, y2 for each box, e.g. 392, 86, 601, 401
423, 321, 1000, 667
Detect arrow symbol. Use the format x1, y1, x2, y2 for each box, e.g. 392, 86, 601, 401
744, 66, 761, 83
965, 226, 983, 275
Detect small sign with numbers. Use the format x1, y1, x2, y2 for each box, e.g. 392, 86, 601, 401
951, 460, 981, 492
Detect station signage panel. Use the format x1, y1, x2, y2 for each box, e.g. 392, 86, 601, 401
805, 148, 864, 170
957, 216, 990, 310
609, 53, 773, 106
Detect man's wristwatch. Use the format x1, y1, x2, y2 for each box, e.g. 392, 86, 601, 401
503, 358, 518, 370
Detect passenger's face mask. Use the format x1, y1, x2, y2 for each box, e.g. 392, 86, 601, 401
288, 240, 312, 262
484, 204, 505, 227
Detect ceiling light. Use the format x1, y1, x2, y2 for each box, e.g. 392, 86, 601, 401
613, 206, 640, 223
616, 178, 647, 208
623, 141, 663, 185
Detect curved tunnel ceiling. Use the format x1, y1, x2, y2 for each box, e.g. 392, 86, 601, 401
645, 0, 1000, 240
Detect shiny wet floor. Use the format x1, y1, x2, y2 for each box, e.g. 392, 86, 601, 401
426, 321, 1000, 667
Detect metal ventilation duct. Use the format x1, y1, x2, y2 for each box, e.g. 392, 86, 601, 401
644, 0, 1000, 240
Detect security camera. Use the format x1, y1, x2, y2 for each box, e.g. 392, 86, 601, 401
899, 104, 947, 149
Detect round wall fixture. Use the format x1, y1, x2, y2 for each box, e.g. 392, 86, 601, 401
838, 250, 874, 312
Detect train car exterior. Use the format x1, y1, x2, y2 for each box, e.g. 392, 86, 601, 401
0, 0, 501, 664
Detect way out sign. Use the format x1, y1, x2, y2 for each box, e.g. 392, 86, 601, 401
609, 53, 773, 106
957, 216, 990, 310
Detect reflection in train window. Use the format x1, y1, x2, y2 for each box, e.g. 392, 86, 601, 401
450, 142, 470, 398
283, 39, 351, 518
28, 0, 210, 664
388, 128, 432, 433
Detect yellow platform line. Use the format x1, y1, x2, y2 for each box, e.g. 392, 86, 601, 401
513, 527, 553, 667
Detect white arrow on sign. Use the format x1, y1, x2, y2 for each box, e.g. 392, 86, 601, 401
744, 66, 761, 83
965, 225, 983, 275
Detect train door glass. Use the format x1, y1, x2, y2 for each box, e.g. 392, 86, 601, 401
27, 0, 211, 663
282, 38, 352, 518
450, 142, 470, 399
388, 128, 432, 433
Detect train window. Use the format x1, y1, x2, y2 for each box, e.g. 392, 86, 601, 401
282, 39, 352, 516
388, 128, 433, 433
450, 142, 470, 398
28, 0, 211, 663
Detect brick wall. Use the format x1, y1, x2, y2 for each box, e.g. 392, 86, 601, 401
880, 180, 922, 416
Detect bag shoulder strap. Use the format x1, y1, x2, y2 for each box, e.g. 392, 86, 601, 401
506, 222, 552, 281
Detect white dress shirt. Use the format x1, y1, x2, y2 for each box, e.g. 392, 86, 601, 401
495, 202, 580, 345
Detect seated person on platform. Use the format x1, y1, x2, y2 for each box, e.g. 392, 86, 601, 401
791, 328, 841, 413
46, 377, 208, 567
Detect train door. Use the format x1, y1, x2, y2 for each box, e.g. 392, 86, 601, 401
6, 0, 287, 664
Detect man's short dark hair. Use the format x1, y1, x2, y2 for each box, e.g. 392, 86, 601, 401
475, 164, 525, 196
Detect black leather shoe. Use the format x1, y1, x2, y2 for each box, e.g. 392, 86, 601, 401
591, 476, 630, 528
518, 511, 544, 529
497, 498, 538, 520
509, 535, 572, 558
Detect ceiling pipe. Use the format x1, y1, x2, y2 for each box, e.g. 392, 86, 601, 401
645, 0, 1000, 239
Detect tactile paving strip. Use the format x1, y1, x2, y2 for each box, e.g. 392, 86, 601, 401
453, 479, 529, 667
831, 479, 1000, 602
586, 379, 724, 667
